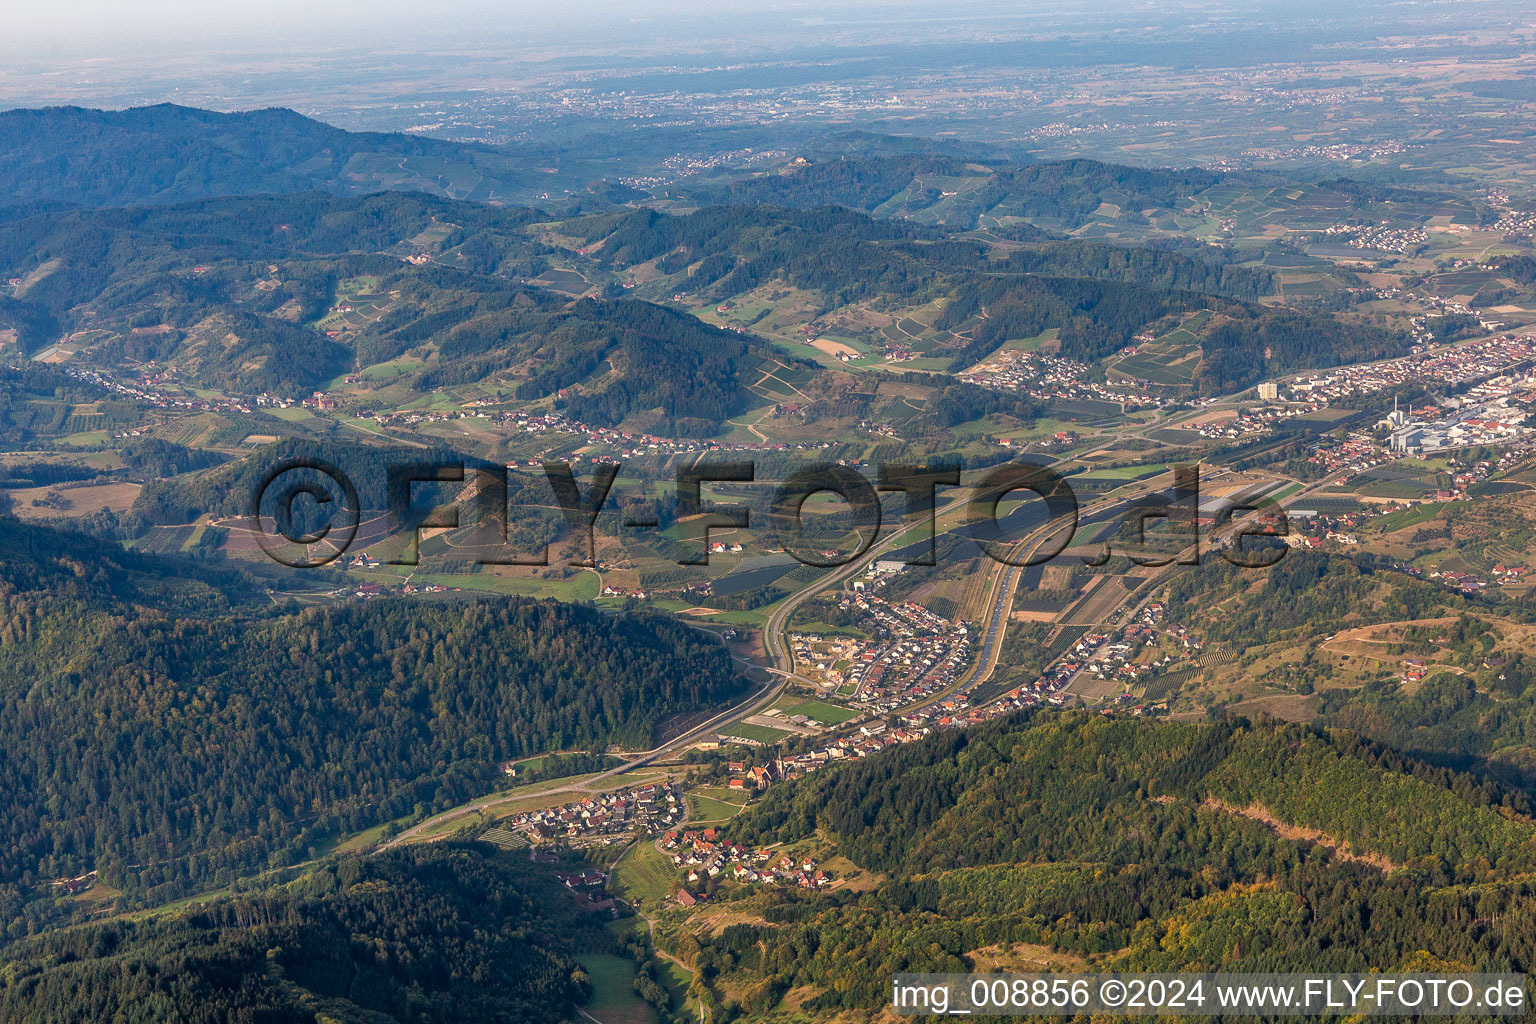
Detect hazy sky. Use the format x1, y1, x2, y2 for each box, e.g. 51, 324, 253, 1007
0, 0, 1185, 57
7, 1, 888, 49
3, 0, 1518, 116
6, 0, 1523, 59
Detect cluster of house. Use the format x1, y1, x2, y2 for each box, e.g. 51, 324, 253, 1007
600, 585, 652, 600
506, 780, 688, 845
341, 405, 838, 463
897, 677, 1074, 731
665, 829, 833, 891
1483, 208, 1536, 237
790, 594, 973, 710
551, 868, 617, 915
1324, 221, 1429, 254
1284, 335, 1535, 404
496, 410, 834, 460
997, 429, 1079, 450
351, 581, 451, 599
1193, 403, 1316, 440
1025, 121, 1113, 141
710, 721, 940, 797
1241, 139, 1407, 163
1283, 507, 1379, 546
960, 349, 1162, 408
1305, 432, 1395, 479
1426, 564, 1529, 596
299, 391, 339, 411
861, 419, 906, 440
369, 406, 497, 428
49, 870, 98, 896
66, 366, 252, 414
1077, 603, 1204, 686
1389, 649, 1511, 685
679, 647, 1150, 901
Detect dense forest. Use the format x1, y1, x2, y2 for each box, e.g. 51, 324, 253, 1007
982, 160, 1223, 227
672, 713, 1536, 1019
936, 275, 1405, 386
579, 203, 1273, 311
939, 273, 1223, 367
579, 204, 956, 311
0, 518, 746, 932
991, 238, 1274, 301
1160, 551, 1483, 653
1197, 311, 1408, 394
0, 844, 598, 1023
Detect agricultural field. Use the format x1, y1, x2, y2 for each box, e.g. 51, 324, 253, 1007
576, 955, 658, 1024
6, 480, 140, 519
686, 787, 750, 824
1107, 309, 1212, 386
610, 841, 679, 909
312, 276, 398, 334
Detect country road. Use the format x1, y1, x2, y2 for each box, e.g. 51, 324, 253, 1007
379, 662, 791, 849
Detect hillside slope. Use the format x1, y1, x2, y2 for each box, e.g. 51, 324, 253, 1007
0, 517, 746, 933
0, 104, 547, 209
0, 844, 596, 1024
0, 194, 794, 429
663, 713, 1536, 1019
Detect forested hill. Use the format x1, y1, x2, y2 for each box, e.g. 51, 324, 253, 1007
567, 203, 1407, 393
0, 517, 747, 933
0, 193, 791, 429
0, 508, 252, 618
0, 104, 547, 209
577, 204, 1275, 305
676, 713, 1536, 1018
734, 712, 1535, 876
686, 155, 1228, 229
0, 845, 598, 1024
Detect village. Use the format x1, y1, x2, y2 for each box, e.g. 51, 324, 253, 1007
477, 409, 839, 463
494, 592, 1205, 914
1284, 333, 1536, 404
1323, 221, 1429, 254
495, 778, 691, 848
790, 591, 974, 710
1075, 600, 1205, 690
665, 824, 833, 893
959, 348, 1163, 408
1192, 401, 1318, 441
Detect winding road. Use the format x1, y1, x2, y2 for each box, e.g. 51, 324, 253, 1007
381, 463, 1262, 848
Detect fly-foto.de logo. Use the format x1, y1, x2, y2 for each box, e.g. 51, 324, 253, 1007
247, 455, 1288, 571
